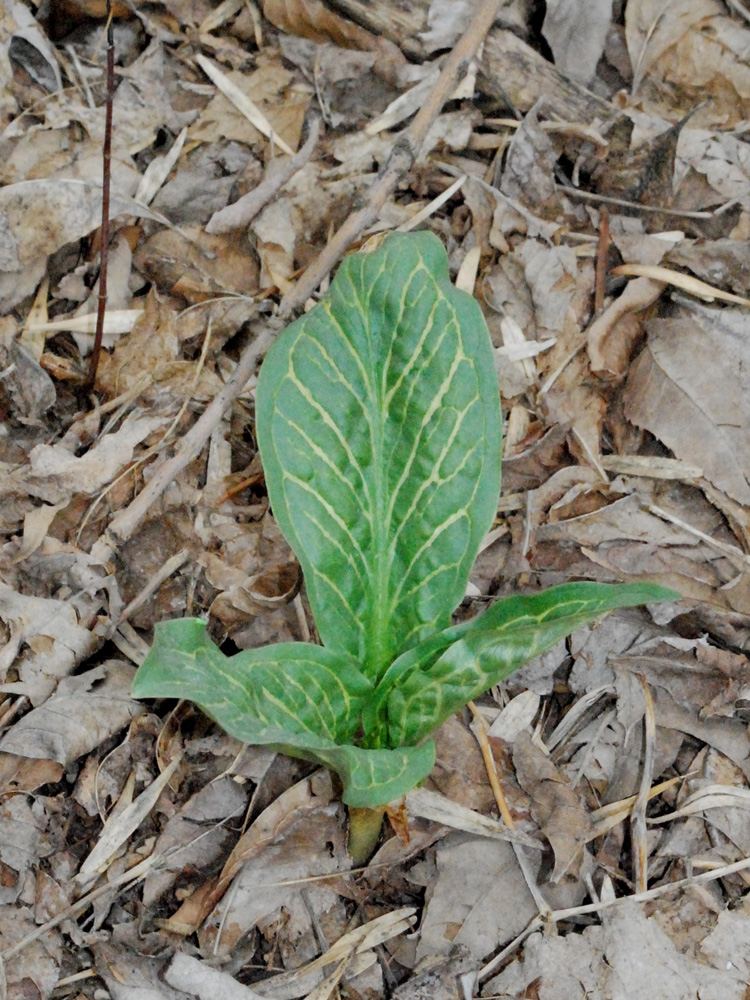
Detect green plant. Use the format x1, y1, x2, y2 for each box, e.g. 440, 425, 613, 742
132, 232, 677, 858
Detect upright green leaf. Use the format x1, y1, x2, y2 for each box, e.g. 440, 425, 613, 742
386, 582, 679, 746
256, 231, 501, 683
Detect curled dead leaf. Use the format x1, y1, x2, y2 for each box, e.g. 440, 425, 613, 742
262, 0, 405, 66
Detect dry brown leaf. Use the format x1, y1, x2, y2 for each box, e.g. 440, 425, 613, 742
0, 584, 99, 704
0, 753, 63, 797
0, 794, 53, 905
587, 276, 663, 376
92, 940, 194, 1000
667, 238, 750, 297
78, 752, 182, 882
677, 128, 750, 211
197, 769, 350, 961
188, 51, 310, 151
16, 411, 169, 505
656, 15, 750, 124
500, 102, 560, 209
263, 0, 403, 64
253, 196, 298, 292
624, 304, 750, 506
0, 905, 63, 998
429, 715, 497, 815
143, 776, 249, 909
625, 0, 722, 96
0, 332, 56, 422
418, 0, 472, 53
543, 351, 606, 466
165, 954, 268, 999
96, 291, 179, 396
133, 226, 260, 303
0, 662, 143, 763
512, 732, 590, 881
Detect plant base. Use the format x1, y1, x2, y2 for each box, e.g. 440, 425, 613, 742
347, 806, 385, 865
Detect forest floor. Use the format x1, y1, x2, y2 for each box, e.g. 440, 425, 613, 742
2, 1, 750, 998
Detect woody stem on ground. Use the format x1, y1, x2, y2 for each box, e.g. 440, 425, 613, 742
85, 0, 114, 391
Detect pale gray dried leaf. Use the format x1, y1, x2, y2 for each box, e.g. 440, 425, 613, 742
143, 777, 249, 907
624, 304, 750, 505
666, 239, 750, 296
7, 2, 60, 92
0, 340, 56, 420
677, 129, 750, 209
569, 609, 660, 694
167, 954, 265, 1000
18, 412, 169, 504
611, 230, 679, 266
0, 795, 49, 904
0, 904, 62, 998
200, 771, 348, 958
653, 687, 750, 782
517, 240, 580, 341
415, 833, 537, 962
418, 0, 472, 52
0, 662, 143, 764
681, 751, 750, 856
393, 946, 475, 1000
487, 690, 540, 741
538, 492, 703, 548
486, 899, 745, 999
505, 639, 568, 697
0, 583, 98, 703
542, 0, 612, 84
0, 179, 163, 273
701, 908, 750, 980
501, 102, 559, 208
93, 940, 191, 1000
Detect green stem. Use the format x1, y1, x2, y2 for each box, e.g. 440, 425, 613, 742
348, 806, 385, 864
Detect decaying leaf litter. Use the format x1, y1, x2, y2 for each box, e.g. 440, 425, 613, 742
2, 0, 750, 996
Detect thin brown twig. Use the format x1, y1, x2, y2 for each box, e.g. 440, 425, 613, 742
278, 0, 503, 317
468, 701, 516, 830
85, 1, 115, 391
556, 183, 713, 219
630, 677, 655, 894
594, 206, 609, 313
111, 549, 190, 630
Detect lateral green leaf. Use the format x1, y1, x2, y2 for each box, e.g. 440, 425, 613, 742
256, 231, 501, 683
131, 618, 371, 746
386, 582, 680, 746
132, 619, 432, 807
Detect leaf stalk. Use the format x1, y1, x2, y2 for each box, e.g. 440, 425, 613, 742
348, 806, 386, 865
